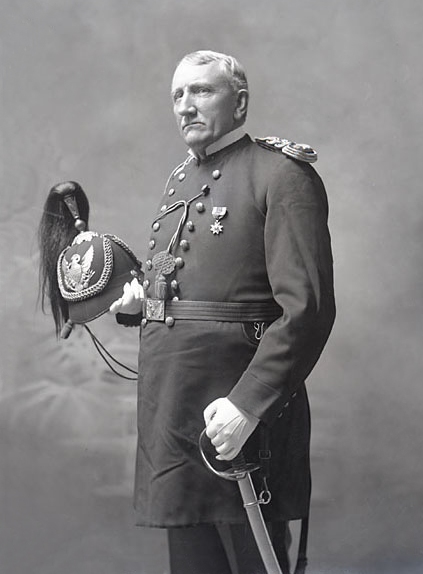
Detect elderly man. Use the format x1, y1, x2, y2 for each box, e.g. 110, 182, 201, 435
111, 50, 335, 574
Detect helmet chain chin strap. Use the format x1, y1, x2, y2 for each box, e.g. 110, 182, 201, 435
83, 324, 138, 381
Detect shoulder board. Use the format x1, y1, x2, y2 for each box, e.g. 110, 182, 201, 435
255, 136, 318, 163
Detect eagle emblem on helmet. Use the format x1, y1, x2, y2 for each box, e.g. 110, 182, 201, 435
62, 245, 95, 292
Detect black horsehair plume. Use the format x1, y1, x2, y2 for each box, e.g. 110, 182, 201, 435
38, 181, 89, 337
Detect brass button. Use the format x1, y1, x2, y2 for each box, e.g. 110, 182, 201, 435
175, 257, 184, 269
165, 316, 175, 327
201, 184, 210, 195
171, 279, 179, 291
168, 188, 175, 196
212, 169, 221, 180
178, 173, 186, 182
160, 204, 167, 212
187, 221, 195, 232
196, 202, 205, 213
172, 296, 179, 301
141, 318, 148, 328
146, 259, 153, 270
152, 222, 160, 231
149, 239, 155, 249
179, 239, 189, 251
143, 279, 150, 290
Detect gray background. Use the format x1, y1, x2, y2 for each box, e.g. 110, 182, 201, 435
1, 1, 423, 573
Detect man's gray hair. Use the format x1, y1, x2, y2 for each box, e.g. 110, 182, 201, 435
178, 50, 249, 94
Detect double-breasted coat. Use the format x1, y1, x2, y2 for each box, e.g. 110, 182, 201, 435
131, 134, 335, 528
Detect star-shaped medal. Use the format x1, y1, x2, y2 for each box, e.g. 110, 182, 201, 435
210, 221, 224, 235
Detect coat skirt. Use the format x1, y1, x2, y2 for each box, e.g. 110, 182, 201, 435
134, 319, 311, 527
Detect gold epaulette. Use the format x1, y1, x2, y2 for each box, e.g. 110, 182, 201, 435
255, 136, 318, 163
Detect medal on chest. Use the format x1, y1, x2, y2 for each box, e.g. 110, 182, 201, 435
210, 206, 227, 235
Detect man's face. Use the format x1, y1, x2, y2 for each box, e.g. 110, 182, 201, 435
171, 61, 240, 157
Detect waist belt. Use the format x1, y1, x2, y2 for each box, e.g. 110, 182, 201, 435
143, 299, 282, 323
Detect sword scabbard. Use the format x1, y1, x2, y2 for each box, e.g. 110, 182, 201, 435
198, 429, 283, 574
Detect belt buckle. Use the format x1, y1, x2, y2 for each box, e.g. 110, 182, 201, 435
145, 298, 165, 322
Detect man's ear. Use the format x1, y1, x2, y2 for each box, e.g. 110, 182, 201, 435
234, 89, 249, 122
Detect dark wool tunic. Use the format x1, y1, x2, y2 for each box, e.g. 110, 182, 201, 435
133, 134, 335, 527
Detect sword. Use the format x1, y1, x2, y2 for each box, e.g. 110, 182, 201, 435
199, 429, 283, 574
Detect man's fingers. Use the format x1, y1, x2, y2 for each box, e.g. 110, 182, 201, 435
210, 434, 225, 448
109, 280, 144, 315
205, 425, 217, 440
131, 277, 144, 298
203, 401, 218, 426
109, 282, 132, 314
216, 444, 240, 461
109, 297, 123, 314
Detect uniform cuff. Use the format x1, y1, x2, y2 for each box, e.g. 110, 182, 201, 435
228, 371, 296, 425
115, 312, 142, 327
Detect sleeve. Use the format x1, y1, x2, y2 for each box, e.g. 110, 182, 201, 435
115, 312, 142, 327
227, 159, 336, 425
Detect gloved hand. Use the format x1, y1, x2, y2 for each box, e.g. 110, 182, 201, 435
109, 278, 144, 315
203, 397, 259, 461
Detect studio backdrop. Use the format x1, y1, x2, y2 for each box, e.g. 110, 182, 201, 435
1, 1, 422, 573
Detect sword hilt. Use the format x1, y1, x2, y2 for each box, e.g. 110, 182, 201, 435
198, 428, 260, 481
230, 451, 249, 476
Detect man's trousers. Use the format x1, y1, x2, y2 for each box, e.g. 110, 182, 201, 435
168, 521, 291, 574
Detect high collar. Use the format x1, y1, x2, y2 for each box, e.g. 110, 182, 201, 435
188, 127, 246, 161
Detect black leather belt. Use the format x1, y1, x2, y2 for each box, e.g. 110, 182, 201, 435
143, 299, 282, 323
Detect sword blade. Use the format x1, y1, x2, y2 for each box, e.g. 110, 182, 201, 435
238, 474, 282, 574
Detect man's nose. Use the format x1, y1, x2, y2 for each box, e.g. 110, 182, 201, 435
175, 93, 196, 116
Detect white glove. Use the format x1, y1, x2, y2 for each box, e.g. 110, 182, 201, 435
109, 278, 144, 315
203, 397, 259, 461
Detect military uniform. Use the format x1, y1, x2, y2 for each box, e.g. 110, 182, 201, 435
131, 131, 335, 530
